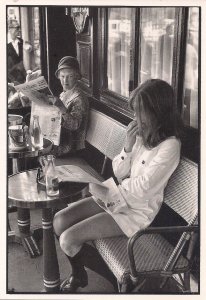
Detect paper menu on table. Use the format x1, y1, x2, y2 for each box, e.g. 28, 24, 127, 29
30, 102, 62, 146
56, 165, 103, 184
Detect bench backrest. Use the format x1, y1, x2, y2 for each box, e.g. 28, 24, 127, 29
164, 157, 198, 224
86, 109, 127, 160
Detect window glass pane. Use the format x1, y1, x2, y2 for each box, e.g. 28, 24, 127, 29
107, 8, 133, 97
140, 7, 176, 84
183, 8, 199, 129
31, 8, 41, 72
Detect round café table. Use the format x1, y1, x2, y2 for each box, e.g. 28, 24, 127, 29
8, 138, 53, 258
8, 168, 86, 293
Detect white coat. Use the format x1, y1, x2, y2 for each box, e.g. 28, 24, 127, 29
111, 136, 181, 237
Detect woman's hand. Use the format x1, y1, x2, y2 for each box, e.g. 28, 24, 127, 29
124, 120, 139, 153
52, 97, 67, 113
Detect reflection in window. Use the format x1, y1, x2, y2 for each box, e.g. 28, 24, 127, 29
31, 8, 41, 72
183, 8, 199, 129
7, 7, 41, 109
140, 7, 176, 84
7, 7, 41, 79
107, 8, 132, 97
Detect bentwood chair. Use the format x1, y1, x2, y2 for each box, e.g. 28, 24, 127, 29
93, 157, 198, 293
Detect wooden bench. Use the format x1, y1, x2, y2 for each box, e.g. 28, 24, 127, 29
57, 109, 199, 293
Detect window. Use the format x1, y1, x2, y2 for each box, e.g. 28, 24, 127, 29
99, 6, 199, 132
7, 7, 42, 82
139, 7, 176, 84
107, 8, 133, 97
183, 7, 199, 129
103, 7, 178, 101
7, 6, 42, 108
30, 7, 41, 71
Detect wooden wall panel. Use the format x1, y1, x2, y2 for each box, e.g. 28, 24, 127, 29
77, 42, 91, 87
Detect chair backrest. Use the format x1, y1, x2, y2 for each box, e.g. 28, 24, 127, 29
164, 157, 198, 224
86, 109, 127, 160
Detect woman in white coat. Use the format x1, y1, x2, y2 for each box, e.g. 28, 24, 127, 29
53, 79, 183, 292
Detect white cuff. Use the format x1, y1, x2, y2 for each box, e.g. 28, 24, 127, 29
119, 147, 132, 161
121, 178, 130, 190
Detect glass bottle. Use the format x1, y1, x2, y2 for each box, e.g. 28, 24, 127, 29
45, 155, 59, 197
31, 115, 43, 148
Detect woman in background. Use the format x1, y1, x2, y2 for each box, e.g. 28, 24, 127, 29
51, 56, 89, 157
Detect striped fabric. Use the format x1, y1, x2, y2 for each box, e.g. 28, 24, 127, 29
94, 234, 188, 284
164, 157, 198, 223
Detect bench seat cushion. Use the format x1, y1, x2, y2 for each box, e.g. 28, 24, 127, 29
94, 234, 189, 284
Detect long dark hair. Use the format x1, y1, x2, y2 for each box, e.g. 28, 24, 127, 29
129, 79, 183, 148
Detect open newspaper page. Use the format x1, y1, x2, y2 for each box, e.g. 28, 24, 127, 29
15, 76, 62, 145
89, 177, 128, 213
14, 76, 53, 106
55, 164, 127, 213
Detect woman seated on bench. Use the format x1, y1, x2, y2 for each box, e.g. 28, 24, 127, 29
50, 56, 89, 157
53, 79, 183, 292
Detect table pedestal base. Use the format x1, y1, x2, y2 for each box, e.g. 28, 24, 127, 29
9, 157, 42, 258
8, 207, 42, 258
8, 227, 42, 258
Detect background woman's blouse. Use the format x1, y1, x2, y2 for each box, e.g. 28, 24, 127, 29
111, 136, 181, 237
54, 84, 89, 156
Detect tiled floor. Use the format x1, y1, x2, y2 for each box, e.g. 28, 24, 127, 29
7, 209, 199, 294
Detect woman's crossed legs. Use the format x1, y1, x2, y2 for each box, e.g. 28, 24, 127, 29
53, 197, 124, 257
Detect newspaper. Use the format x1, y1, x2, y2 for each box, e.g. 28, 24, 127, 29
56, 164, 127, 213
14, 76, 53, 106
15, 76, 62, 145
89, 177, 128, 213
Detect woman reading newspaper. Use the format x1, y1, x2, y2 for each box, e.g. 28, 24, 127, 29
24, 56, 89, 155
50, 56, 89, 156
53, 79, 183, 292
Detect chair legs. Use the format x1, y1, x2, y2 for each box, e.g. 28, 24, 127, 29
183, 271, 191, 292
118, 278, 146, 293
117, 281, 129, 293
162, 272, 191, 293
113, 274, 192, 293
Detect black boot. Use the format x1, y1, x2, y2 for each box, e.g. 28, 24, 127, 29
60, 249, 88, 293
